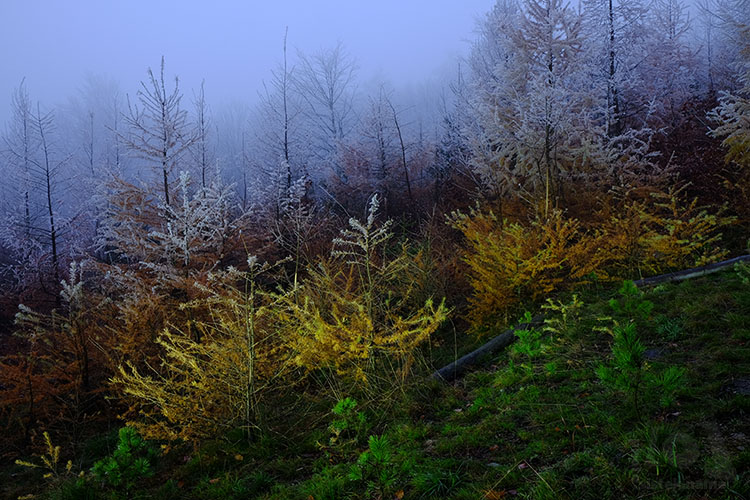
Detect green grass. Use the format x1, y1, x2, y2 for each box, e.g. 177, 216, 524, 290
12, 270, 750, 499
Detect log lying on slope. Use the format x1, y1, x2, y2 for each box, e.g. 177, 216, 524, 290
632, 254, 750, 288
431, 254, 750, 383
431, 314, 544, 382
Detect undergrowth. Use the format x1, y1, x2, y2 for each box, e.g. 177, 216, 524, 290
10, 271, 749, 499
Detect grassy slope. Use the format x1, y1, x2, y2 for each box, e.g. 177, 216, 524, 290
8, 269, 750, 500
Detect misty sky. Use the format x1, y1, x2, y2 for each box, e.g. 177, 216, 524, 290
0, 0, 496, 122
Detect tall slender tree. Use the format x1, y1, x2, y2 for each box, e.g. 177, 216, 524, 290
120, 57, 196, 206
469, 0, 590, 213
582, 0, 650, 137
33, 103, 62, 293
2, 80, 35, 237
639, 0, 694, 128
192, 80, 213, 190
256, 28, 302, 190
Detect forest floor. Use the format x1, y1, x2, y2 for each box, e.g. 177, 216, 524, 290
5, 267, 750, 499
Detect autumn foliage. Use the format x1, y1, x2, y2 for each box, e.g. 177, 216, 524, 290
1, 6, 748, 459
452, 188, 733, 329
287, 196, 448, 386
109, 195, 447, 442
450, 208, 605, 328
113, 260, 298, 443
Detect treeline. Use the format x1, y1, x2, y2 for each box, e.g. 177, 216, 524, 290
0, 0, 748, 460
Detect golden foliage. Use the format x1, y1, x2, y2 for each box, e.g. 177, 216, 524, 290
286, 195, 449, 388
97, 263, 175, 367
450, 208, 605, 328
15, 431, 74, 480
288, 261, 448, 384
599, 188, 732, 278
453, 188, 732, 328
111, 198, 448, 442
113, 260, 296, 442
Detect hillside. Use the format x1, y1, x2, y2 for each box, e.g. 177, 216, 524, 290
6, 265, 749, 499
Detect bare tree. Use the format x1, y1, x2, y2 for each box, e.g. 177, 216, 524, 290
109, 90, 123, 173
3, 80, 36, 237
192, 80, 213, 190
386, 96, 413, 204
3, 99, 72, 300
256, 28, 303, 190
120, 57, 196, 206
81, 111, 95, 176
31, 103, 69, 296
58, 74, 126, 178
361, 87, 395, 199
294, 43, 358, 180
213, 100, 251, 204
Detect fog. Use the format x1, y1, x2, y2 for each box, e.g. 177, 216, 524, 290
0, 0, 495, 123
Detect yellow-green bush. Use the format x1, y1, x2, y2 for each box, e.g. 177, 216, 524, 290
450, 208, 605, 328
452, 189, 732, 329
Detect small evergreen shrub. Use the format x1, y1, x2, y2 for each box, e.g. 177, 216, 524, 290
92, 426, 157, 492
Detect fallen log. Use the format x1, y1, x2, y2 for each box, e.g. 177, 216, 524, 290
431, 254, 749, 383
431, 314, 544, 382
632, 254, 750, 288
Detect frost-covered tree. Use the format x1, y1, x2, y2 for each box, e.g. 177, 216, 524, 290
1, 81, 77, 299
582, 0, 650, 137
352, 87, 415, 208
698, 0, 750, 91
709, 21, 750, 168
468, 0, 521, 104
120, 57, 196, 206
464, 1, 522, 197
697, 0, 721, 94
431, 65, 476, 204
147, 171, 234, 271
49, 76, 128, 263
639, 0, 695, 128
710, 69, 750, 167
213, 101, 252, 205
433, 108, 471, 202
32, 103, 65, 290
468, 0, 661, 206
469, 0, 595, 213
97, 170, 235, 273
269, 171, 317, 287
